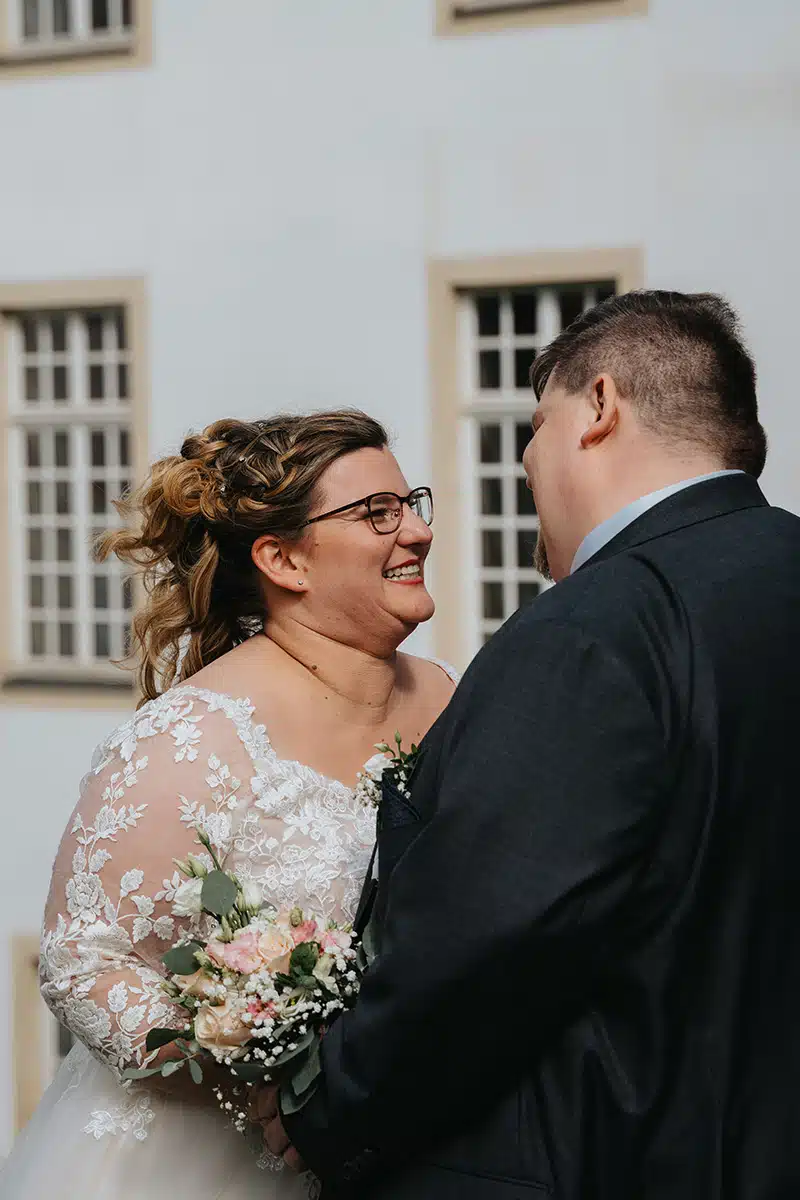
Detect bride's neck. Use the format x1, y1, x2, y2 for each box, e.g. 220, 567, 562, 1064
258, 618, 401, 716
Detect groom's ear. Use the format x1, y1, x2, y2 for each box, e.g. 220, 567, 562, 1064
580, 373, 619, 449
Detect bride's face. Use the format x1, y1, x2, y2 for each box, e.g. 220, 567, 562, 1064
294, 446, 435, 647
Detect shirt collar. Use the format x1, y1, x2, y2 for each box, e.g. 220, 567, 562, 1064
570, 470, 745, 574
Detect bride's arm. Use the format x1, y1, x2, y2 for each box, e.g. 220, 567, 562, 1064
39, 705, 248, 1107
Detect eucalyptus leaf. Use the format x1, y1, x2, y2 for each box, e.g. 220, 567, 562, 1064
145, 1027, 185, 1052
271, 1029, 315, 1069
280, 1074, 319, 1116
201, 870, 239, 917
161, 1060, 185, 1077
163, 941, 204, 976
296, 973, 319, 991
122, 1066, 164, 1080
288, 1040, 321, 1096
188, 1058, 203, 1084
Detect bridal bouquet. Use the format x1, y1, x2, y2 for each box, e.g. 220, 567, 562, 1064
123, 829, 362, 1126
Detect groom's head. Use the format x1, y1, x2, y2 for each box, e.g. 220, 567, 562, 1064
523, 290, 766, 582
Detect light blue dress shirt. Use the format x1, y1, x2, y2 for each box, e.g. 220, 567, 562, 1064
570, 471, 745, 574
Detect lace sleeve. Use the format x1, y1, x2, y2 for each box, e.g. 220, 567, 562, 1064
39, 696, 252, 1084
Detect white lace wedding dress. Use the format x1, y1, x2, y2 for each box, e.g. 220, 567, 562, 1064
0, 669, 454, 1199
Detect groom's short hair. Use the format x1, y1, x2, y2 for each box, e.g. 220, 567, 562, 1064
530, 290, 767, 477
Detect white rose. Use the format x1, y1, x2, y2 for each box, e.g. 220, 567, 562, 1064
171, 877, 204, 918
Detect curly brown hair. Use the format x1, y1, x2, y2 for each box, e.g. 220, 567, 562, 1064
99, 410, 388, 704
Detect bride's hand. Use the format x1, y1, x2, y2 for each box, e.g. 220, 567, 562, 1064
251, 1084, 306, 1172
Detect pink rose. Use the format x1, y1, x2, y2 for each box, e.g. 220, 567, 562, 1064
320, 928, 352, 955
291, 919, 318, 946
206, 929, 263, 975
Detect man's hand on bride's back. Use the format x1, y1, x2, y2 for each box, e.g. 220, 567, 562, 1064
251, 1084, 305, 1172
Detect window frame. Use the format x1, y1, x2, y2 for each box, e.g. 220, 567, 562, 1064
435, 0, 647, 37
0, 0, 151, 77
0, 278, 148, 706
427, 249, 643, 671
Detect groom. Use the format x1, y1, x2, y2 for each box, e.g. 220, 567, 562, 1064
264, 291, 800, 1196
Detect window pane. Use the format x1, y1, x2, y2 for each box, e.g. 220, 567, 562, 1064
59, 622, 74, 657
23, 0, 39, 39
30, 621, 46, 657
117, 362, 128, 400
25, 366, 39, 403
517, 529, 535, 568
93, 575, 109, 609
515, 347, 534, 389
91, 0, 108, 29
51, 313, 67, 351
482, 582, 504, 621
558, 288, 584, 330
54, 431, 69, 467
28, 529, 43, 562
53, 364, 69, 402
596, 283, 616, 306
515, 422, 532, 461
56, 481, 71, 514
89, 364, 105, 400
86, 313, 104, 350
53, 0, 70, 33
480, 478, 503, 516
29, 576, 44, 608
512, 292, 537, 335
57, 576, 73, 608
119, 429, 130, 467
115, 309, 127, 349
122, 577, 133, 609
478, 350, 501, 390
90, 430, 106, 466
26, 481, 42, 515
57, 529, 72, 561
481, 529, 503, 568
92, 481, 107, 514
26, 433, 41, 468
94, 623, 110, 658
479, 423, 501, 464
476, 294, 500, 337
123, 622, 132, 654
516, 476, 536, 515
518, 581, 541, 608
21, 315, 38, 353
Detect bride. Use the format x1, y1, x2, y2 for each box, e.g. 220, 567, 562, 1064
0, 410, 457, 1198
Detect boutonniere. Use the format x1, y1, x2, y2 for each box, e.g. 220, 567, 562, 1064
354, 732, 422, 810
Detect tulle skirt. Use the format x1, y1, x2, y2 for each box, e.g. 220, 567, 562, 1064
0, 1043, 315, 1199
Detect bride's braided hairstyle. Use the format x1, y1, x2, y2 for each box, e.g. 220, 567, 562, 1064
99, 410, 388, 704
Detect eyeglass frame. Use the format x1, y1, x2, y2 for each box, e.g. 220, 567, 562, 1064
300, 487, 434, 535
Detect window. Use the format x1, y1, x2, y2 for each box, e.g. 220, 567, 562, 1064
0, 280, 146, 695
0, 0, 151, 74
436, 0, 647, 36
428, 250, 643, 669
460, 282, 615, 647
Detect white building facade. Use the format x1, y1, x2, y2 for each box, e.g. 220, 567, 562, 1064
0, 0, 797, 1154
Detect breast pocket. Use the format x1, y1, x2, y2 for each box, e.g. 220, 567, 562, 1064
380, 777, 421, 831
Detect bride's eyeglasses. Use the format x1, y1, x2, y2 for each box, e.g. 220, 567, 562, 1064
302, 487, 434, 536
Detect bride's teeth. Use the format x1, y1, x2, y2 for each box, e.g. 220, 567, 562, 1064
384, 565, 421, 579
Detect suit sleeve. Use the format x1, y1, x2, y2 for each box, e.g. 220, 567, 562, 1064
283, 619, 671, 1185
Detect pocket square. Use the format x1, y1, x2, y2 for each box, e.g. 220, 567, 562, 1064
380, 778, 420, 830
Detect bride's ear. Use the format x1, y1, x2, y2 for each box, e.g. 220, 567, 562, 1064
252, 535, 309, 594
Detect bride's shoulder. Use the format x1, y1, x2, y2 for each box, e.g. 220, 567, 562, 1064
400, 652, 461, 694
86, 683, 258, 782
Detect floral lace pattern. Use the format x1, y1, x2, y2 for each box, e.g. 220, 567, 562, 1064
39, 666, 458, 1154
39, 685, 379, 1143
